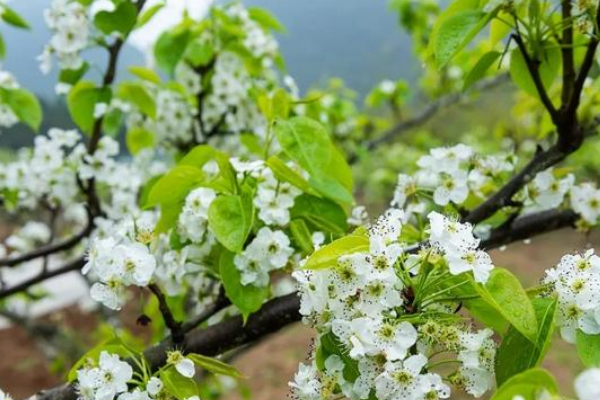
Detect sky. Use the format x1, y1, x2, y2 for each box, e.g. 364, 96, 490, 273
1, 0, 417, 99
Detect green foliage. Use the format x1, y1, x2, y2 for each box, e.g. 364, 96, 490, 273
290, 194, 348, 236
117, 82, 156, 118
248, 7, 286, 32
509, 45, 561, 98
67, 81, 111, 134
187, 353, 244, 378
0, 87, 42, 131
576, 330, 600, 367
495, 298, 557, 385
463, 50, 501, 90
126, 127, 154, 155
160, 367, 199, 399
475, 268, 538, 342
0, 5, 30, 29
208, 193, 254, 253
303, 231, 369, 270
219, 251, 269, 321
317, 332, 359, 382
490, 368, 558, 400
94, 1, 137, 36
155, 27, 191, 76
128, 65, 161, 84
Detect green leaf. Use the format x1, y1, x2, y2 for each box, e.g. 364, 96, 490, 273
1, 6, 30, 29
67, 81, 110, 134
186, 40, 214, 67
240, 133, 264, 156
309, 175, 354, 205
59, 63, 89, 85
102, 108, 123, 136
495, 298, 557, 386
576, 330, 600, 367
290, 219, 314, 255
248, 7, 286, 32
509, 45, 561, 98
475, 268, 538, 342
126, 127, 154, 155
117, 82, 156, 118
155, 201, 184, 234
160, 367, 199, 400
94, 1, 137, 36
0, 88, 43, 132
266, 156, 319, 196
145, 166, 205, 208
136, 2, 164, 28
463, 51, 501, 90
219, 251, 269, 321
433, 9, 494, 68
290, 194, 348, 236
187, 353, 243, 378
208, 193, 254, 253
128, 66, 161, 84
155, 28, 191, 76
490, 368, 558, 400
303, 233, 369, 270
317, 332, 359, 382
274, 117, 332, 174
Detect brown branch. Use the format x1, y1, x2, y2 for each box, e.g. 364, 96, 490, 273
0, 224, 92, 268
351, 74, 510, 163
561, 1, 575, 105
511, 33, 559, 124
0, 257, 85, 300
147, 283, 184, 344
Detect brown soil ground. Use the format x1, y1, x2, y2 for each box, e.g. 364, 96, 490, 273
1, 228, 597, 399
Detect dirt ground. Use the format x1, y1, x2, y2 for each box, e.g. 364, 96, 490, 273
1, 228, 597, 399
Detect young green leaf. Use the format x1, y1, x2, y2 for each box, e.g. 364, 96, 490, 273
463, 51, 501, 91
219, 251, 269, 321
67, 81, 111, 134
160, 367, 199, 400
208, 193, 254, 253
475, 268, 538, 343
509, 45, 561, 98
303, 233, 369, 270
495, 298, 557, 386
94, 1, 137, 36
145, 166, 205, 208
187, 353, 244, 378
126, 128, 154, 155
136, 2, 164, 28
289, 219, 315, 255
128, 66, 161, 84
576, 330, 600, 367
490, 368, 558, 400
248, 7, 286, 32
274, 116, 332, 174
117, 82, 156, 118
0, 88, 43, 132
155, 28, 191, 76
1, 6, 30, 29
290, 194, 348, 236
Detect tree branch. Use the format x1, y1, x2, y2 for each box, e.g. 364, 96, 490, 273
147, 283, 184, 344
0, 223, 92, 268
0, 257, 85, 300
350, 73, 510, 163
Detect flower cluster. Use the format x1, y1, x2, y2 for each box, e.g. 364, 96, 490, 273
391, 144, 600, 228
84, 213, 158, 310
544, 249, 600, 343
77, 351, 133, 400
291, 208, 497, 400
40, 0, 90, 72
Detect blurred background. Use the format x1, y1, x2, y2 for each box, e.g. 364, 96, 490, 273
0, 1, 594, 399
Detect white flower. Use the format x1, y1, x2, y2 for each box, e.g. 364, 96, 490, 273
428, 211, 479, 251
146, 377, 164, 396
76, 351, 133, 400
575, 368, 600, 400
289, 363, 322, 400
445, 248, 494, 283
348, 205, 369, 226
433, 170, 469, 206
167, 351, 195, 378
571, 183, 600, 224
374, 355, 429, 400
